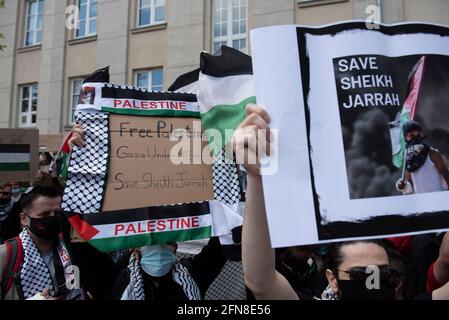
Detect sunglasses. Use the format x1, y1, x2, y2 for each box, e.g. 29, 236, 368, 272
338, 265, 400, 289
0, 192, 11, 196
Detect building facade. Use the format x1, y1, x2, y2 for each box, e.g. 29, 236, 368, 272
1, 0, 448, 136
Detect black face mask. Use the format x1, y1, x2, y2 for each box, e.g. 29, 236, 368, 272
405, 138, 429, 172
27, 215, 62, 240
0, 197, 11, 205
338, 279, 395, 300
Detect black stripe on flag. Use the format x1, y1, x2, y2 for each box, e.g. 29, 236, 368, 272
102, 87, 197, 102
0, 144, 30, 153
168, 68, 200, 92
81, 202, 210, 226
200, 45, 253, 78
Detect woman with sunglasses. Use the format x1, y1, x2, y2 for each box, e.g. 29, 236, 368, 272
234, 104, 449, 300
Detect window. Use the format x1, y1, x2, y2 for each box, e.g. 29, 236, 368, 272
76, 0, 97, 38
134, 69, 163, 91
212, 0, 247, 54
24, 0, 44, 47
137, 0, 165, 27
70, 79, 84, 124
19, 84, 38, 128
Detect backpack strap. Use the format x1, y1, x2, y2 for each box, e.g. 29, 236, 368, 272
1, 237, 23, 297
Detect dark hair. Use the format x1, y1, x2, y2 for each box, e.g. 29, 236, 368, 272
325, 240, 390, 277
402, 120, 423, 137
20, 186, 62, 212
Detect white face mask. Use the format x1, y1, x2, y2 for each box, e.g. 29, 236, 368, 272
140, 244, 177, 277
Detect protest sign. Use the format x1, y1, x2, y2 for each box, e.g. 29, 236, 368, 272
251, 22, 449, 247
61, 77, 243, 252
0, 128, 38, 183
103, 114, 214, 211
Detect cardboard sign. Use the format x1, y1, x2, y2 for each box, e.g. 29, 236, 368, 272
0, 129, 39, 183
251, 22, 449, 247
102, 114, 214, 211
39, 134, 65, 152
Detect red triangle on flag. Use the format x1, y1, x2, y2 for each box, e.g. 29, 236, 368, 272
68, 214, 100, 241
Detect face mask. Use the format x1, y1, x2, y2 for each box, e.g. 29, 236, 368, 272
140, 244, 177, 277
338, 279, 395, 300
0, 197, 10, 205
405, 138, 430, 172
27, 215, 62, 240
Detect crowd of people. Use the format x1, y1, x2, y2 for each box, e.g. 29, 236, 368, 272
1, 104, 449, 301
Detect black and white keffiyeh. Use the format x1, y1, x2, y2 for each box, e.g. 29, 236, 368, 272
121, 254, 145, 300
172, 262, 201, 300
19, 229, 74, 299
121, 256, 201, 301
320, 285, 338, 300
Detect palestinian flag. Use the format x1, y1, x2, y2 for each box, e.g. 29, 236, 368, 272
389, 56, 426, 168
169, 47, 255, 153
0, 144, 30, 172
53, 131, 73, 181
199, 46, 255, 154
168, 68, 200, 94
68, 202, 212, 252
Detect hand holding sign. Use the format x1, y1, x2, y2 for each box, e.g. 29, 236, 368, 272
231, 104, 272, 177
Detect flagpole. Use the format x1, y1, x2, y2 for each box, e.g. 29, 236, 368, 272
49, 128, 74, 173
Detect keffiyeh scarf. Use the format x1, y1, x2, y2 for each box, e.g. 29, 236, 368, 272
321, 285, 338, 300
121, 255, 201, 301
19, 229, 75, 299
406, 142, 430, 172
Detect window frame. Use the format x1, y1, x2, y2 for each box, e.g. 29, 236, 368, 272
133, 68, 164, 92
18, 83, 38, 128
24, 0, 44, 47
69, 78, 84, 125
211, 0, 248, 54
136, 0, 166, 28
74, 0, 98, 39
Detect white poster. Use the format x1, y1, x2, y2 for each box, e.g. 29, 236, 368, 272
251, 21, 449, 247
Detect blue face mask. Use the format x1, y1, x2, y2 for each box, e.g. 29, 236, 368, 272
140, 244, 177, 277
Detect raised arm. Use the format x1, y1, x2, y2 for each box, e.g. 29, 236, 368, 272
234, 104, 298, 300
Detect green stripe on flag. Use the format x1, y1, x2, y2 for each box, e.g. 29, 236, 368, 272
392, 112, 411, 168
202, 96, 256, 154
101, 107, 201, 118
0, 163, 29, 171
88, 226, 212, 252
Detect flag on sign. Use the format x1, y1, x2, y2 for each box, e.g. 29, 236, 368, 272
389, 56, 426, 168
0, 144, 30, 172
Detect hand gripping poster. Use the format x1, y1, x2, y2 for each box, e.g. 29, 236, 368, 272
61, 68, 244, 252
251, 21, 449, 247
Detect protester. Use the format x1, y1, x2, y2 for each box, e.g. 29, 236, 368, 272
234, 104, 449, 300
110, 238, 226, 300
0, 182, 23, 243
0, 186, 80, 300
396, 120, 449, 194
275, 245, 327, 300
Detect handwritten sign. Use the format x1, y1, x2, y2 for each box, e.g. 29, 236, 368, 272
0, 129, 39, 183
102, 114, 214, 211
